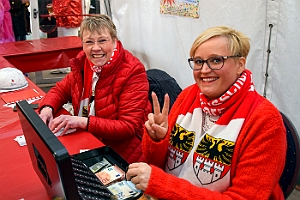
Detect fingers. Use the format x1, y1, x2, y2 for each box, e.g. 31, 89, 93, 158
151, 92, 161, 115
50, 115, 68, 133
161, 94, 170, 116
145, 119, 154, 135
60, 124, 70, 136
152, 92, 170, 115
47, 116, 54, 128
50, 115, 82, 136
146, 112, 155, 127
125, 163, 151, 191
146, 93, 169, 141
145, 114, 162, 140
125, 163, 138, 181
39, 109, 53, 126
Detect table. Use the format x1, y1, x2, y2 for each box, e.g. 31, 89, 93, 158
0, 80, 104, 199
0, 38, 105, 199
0, 36, 82, 84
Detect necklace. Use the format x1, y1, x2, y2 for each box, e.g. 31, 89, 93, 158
202, 112, 220, 132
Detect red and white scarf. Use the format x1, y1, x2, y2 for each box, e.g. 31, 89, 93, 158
78, 42, 119, 117
165, 70, 256, 192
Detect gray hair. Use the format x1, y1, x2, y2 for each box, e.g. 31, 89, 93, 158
79, 15, 117, 40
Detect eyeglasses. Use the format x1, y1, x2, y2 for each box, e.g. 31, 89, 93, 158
82, 39, 110, 47
188, 55, 241, 71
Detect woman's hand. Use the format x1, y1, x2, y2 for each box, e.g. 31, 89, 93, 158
49, 115, 88, 136
39, 106, 54, 126
145, 92, 170, 141
126, 163, 152, 191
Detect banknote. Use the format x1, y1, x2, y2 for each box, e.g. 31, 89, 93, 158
89, 158, 112, 173
107, 180, 142, 199
95, 165, 125, 185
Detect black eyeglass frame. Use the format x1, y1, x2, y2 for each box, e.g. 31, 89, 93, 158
188, 55, 241, 71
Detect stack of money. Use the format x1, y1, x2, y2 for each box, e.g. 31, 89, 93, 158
89, 158, 112, 173
107, 180, 142, 199
95, 165, 125, 185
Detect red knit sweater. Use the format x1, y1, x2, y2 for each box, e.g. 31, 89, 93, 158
142, 84, 286, 200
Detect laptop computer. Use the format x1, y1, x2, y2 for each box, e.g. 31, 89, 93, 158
16, 100, 141, 200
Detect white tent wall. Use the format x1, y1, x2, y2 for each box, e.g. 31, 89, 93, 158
109, 0, 300, 136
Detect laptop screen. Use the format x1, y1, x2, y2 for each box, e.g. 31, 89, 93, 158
17, 100, 80, 200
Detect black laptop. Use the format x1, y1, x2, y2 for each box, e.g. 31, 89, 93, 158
17, 100, 142, 200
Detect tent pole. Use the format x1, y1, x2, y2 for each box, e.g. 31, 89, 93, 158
263, 24, 273, 98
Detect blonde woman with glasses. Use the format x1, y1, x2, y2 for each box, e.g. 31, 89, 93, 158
126, 26, 286, 200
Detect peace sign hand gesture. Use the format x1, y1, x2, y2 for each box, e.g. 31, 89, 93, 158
145, 92, 170, 141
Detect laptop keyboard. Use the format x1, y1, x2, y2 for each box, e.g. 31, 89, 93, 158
70, 157, 113, 200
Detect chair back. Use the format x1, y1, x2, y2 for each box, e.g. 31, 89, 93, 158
146, 69, 182, 111
279, 112, 300, 199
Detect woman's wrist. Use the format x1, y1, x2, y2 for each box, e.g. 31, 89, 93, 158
41, 105, 53, 113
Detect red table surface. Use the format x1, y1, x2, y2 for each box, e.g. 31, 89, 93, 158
0, 79, 103, 199
0, 36, 81, 56
0, 78, 45, 136
0, 36, 82, 73
0, 131, 104, 199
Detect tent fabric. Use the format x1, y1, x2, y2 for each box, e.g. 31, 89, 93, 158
109, 0, 300, 137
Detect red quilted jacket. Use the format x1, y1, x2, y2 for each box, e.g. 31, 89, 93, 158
52, 0, 82, 28
40, 41, 152, 163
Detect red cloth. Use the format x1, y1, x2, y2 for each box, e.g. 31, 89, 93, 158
52, 0, 82, 28
142, 84, 286, 199
39, 41, 152, 164
0, 0, 15, 43
0, 36, 82, 73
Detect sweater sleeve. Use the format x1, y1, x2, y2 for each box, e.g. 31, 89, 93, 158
143, 99, 286, 200
142, 129, 170, 169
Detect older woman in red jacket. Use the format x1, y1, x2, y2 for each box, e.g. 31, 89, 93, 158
39, 15, 152, 163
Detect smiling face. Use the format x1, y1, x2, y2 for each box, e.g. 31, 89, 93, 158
193, 36, 246, 100
82, 28, 116, 67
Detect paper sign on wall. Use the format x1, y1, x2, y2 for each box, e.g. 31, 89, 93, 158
160, 0, 200, 19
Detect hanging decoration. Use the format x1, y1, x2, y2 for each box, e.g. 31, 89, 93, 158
160, 0, 200, 19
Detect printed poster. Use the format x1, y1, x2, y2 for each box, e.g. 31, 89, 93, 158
160, 0, 200, 19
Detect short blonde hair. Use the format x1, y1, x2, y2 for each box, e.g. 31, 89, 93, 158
80, 15, 117, 40
190, 26, 250, 58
